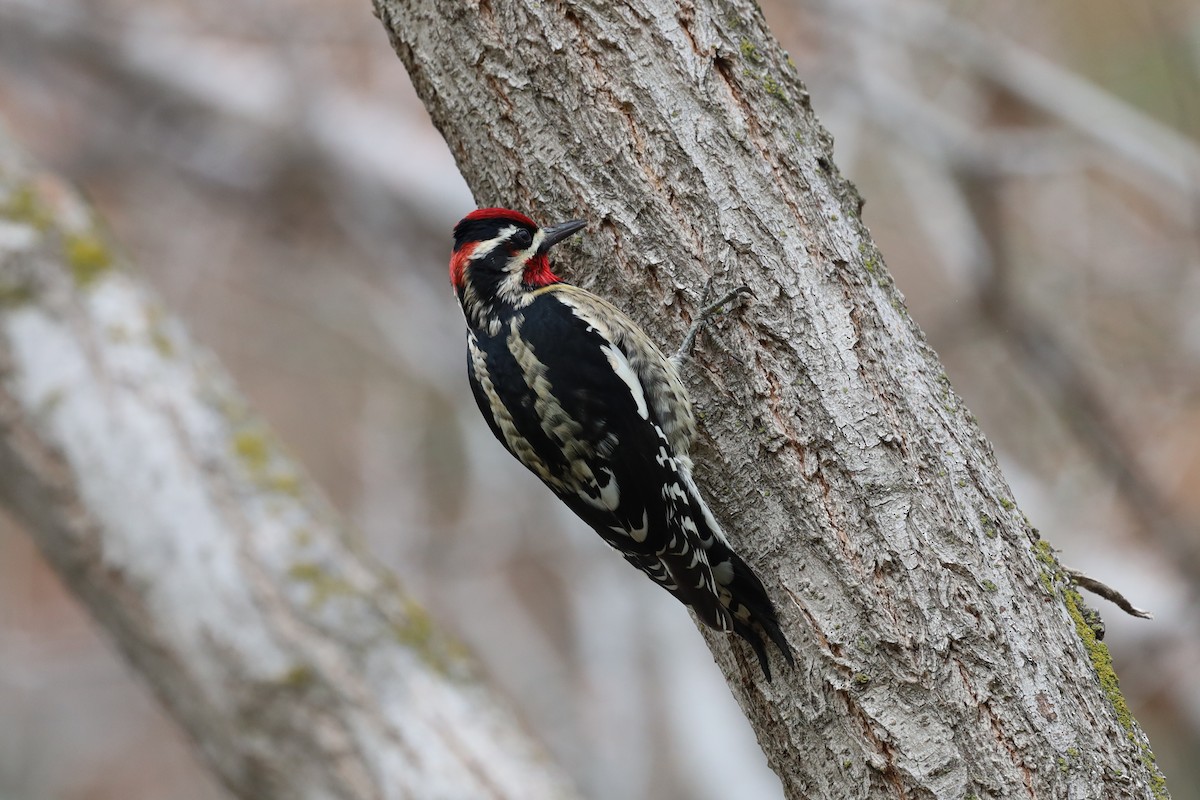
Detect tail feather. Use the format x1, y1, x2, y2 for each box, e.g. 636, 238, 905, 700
731, 615, 774, 679
720, 550, 794, 680
661, 548, 734, 632
677, 472, 792, 679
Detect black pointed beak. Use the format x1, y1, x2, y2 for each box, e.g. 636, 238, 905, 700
537, 219, 587, 254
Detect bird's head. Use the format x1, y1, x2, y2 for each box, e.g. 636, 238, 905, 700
450, 208, 586, 315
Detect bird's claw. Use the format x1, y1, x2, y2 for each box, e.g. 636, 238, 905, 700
674, 286, 753, 363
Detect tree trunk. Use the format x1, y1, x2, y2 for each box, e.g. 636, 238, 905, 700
0, 134, 580, 800
371, 0, 1169, 797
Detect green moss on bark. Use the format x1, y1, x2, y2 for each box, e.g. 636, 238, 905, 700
1032, 539, 1169, 798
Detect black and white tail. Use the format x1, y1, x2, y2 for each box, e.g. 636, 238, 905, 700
716, 545, 794, 680
680, 474, 794, 679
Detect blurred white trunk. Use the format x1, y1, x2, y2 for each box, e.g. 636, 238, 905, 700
0, 134, 579, 800
371, 0, 1170, 797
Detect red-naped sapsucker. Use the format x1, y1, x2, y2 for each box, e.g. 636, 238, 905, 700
450, 207, 793, 678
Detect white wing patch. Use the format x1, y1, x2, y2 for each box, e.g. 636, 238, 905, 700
540, 285, 697, 455
602, 343, 650, 419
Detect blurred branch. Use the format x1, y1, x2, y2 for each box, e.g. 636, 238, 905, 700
978, 265, 1200, 586
0, 0, 471, 221
818, 0, 1200, 195
0, 130, 580, 800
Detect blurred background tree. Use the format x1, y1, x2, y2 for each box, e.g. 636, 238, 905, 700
0, 0, 1196, 798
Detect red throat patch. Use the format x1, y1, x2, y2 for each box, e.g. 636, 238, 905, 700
522, 253, 560, 288
449, 242, 475, 290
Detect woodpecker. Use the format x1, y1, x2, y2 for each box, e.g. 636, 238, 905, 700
450, 207, 793, 678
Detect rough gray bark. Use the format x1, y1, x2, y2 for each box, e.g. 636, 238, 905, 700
0, 134, 580, 800
372, 1, 1169, 798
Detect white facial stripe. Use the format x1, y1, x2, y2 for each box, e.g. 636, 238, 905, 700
470, 225, 541, 286
470, 225, 519, 262
506, 227, 543, 273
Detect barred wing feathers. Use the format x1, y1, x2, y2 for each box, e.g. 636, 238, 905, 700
466, 285, 792, 676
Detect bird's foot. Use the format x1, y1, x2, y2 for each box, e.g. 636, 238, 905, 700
673, 286, 753, 364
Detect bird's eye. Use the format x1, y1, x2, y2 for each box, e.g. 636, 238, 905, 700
512, 229, 533, 249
